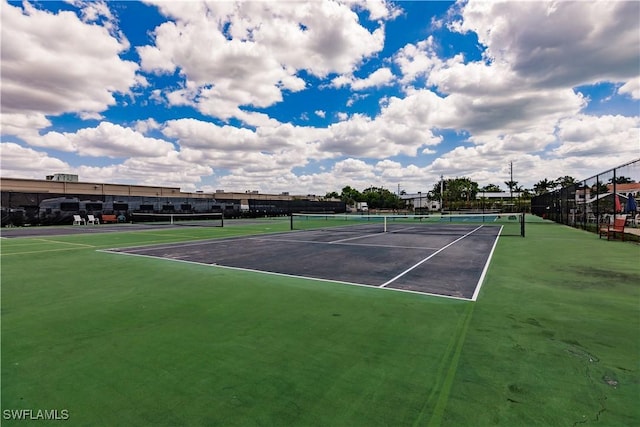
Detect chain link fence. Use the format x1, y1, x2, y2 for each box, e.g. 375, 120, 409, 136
531, 159, 640, 235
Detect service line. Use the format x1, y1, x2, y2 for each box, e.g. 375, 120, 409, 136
379, 225, 484, 288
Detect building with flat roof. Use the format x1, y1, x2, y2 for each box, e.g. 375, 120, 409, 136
0, 176, 345, 226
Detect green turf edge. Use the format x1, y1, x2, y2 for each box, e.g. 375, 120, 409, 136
2, 226, 468, 426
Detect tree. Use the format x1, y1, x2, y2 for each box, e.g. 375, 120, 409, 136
610, 176, 634, 184
458, 178, 479, 202
431, 177, 479, 208
362, 186, 403, 209
324, 191, 340, 200
480, 184, 502, 192
520, 188, 534, 200
555, 176, 578, 188
504, 180, 522, 194
340, 186, 362, 205
335, 185, 403, 209
591, 181, 609, 195
533, 178, 555, 195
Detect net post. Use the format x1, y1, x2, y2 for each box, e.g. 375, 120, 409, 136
170, 214, 174, 225
521, 210, 525, 237
290, 213, 293, 230
384, 216, 387, 233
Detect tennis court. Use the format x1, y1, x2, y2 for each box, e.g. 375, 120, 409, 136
0, 212, 225, 238
2, 214, 639, 426
105, 215, 511, 300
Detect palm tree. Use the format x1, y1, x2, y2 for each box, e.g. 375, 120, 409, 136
555, 176, 578, 188
533, 178, 555, 195
504, 180, 522, 196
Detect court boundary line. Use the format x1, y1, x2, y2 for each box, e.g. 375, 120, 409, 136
379, 225, 484, 288
102, 236, 241, 252
1, 238, 96, 256
328, 232, 387, 244
471, 226, 502, 301
30, 238, 95, 248
1, 246, 95, 256
98, 248, 473, 302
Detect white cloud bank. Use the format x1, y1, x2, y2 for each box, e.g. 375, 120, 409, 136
1, 0, 638, 194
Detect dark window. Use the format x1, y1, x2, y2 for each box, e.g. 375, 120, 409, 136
60, 202, 80, 211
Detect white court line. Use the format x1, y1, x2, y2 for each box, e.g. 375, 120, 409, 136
105, 236, 241, 252
30, 238, 95, 248
471, 226, 502, 301
104, 227, 313, 252
248, 236, 440, 251
387, 226, 422, 234
379, 225, 484, 288
328, 232, 386, 244
2, 246, 93, 256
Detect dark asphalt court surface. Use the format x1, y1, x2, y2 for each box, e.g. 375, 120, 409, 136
105, 225, 502, 300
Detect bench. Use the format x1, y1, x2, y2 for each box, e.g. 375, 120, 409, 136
101, 214, 117, 224
599, 217, 626, 241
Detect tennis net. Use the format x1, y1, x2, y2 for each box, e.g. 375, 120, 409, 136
131, 212, 224, 227
290, 212, 525, 237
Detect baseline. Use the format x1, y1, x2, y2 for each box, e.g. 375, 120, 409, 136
100, 248, 471, 302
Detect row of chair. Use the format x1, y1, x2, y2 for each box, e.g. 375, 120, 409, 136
73, 215, 99, 225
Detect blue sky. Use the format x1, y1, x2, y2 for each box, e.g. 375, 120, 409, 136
1, 0, 639, 195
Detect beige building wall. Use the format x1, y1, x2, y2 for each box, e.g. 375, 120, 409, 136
0, 177, 318, 201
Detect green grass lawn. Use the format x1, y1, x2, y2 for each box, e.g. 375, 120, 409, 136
1, 218, 638, 426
